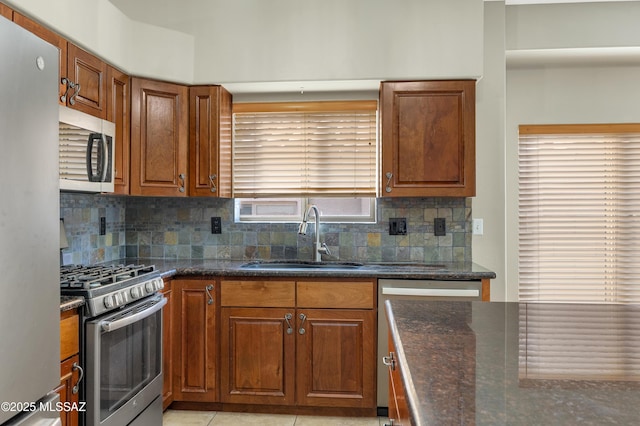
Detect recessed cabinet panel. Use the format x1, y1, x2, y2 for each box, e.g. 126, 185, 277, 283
396, 93, 462, 184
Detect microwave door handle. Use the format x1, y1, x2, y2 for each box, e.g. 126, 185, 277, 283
100, 297, 167, 333
100, 133, 108, 182
86, 134, 96, 181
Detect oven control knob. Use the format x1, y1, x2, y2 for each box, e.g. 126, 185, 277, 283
114, 293, 123, 306
104, 296, 114, 309
145, 281, 154, 293
156, 278, 165, 290
130, 287, 141, 299
121, 292, 128, 304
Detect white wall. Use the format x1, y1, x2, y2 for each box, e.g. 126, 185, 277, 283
4, 0, 194, 83
504, 1, 640, 301
190, 0, 484, 85
475, 1, 506, 301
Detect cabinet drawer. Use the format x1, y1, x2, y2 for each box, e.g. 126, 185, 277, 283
297, 281, 375, 309
60, 310, 79, 361
220, 280, 295, 307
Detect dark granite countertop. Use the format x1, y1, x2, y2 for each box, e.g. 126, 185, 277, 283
104, 258, 496, 281
60, 295, 84, 312
385, 300, 640, 425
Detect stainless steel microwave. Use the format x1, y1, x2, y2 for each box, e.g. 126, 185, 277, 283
59, 105, 115, 192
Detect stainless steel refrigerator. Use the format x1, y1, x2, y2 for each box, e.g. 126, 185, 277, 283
0, 15, 62, 426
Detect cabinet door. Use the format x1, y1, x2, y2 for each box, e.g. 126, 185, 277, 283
173, 279, 217, 402
12, 12, 67, 105
55, 354, 80, 426
107, 66, 130, 195
130, 78, 189, 196
160, 279, 173, 409
67, 43, 107, 118
189, 86, 232, 197
0, 3, 12, 19
296, 309, 376, 409
380, 80, 476, 197
220, 307, 295, 406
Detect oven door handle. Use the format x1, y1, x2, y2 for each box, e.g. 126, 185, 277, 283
100, 297, 167, 333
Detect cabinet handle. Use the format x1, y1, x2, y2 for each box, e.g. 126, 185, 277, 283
72, 362, 84, 395
178, 173, 186, 193
298, 313, 307, 335
60, 78, 74, 104
385, 172, 393, 193
69, 82, 81, 106
284, 313, 293, 335
205, 284, 214, 305
382, 352, 396, 370
209, 174, 217, 193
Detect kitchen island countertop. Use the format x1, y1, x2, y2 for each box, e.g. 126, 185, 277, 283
385, 299, 640, 425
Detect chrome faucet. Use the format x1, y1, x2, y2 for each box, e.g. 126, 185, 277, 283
298, 204, 331, 262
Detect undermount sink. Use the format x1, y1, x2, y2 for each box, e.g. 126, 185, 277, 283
241, 260, 364, 270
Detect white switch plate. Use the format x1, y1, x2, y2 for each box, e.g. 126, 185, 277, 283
472, 218, 484, 235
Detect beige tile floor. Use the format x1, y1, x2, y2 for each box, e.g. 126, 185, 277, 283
163, 410, 387, 426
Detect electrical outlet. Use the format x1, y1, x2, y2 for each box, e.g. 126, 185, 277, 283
434, 218, 446, 236
100, 217, 106, 236
389, 218, 407, 235
211, 217, 222, 234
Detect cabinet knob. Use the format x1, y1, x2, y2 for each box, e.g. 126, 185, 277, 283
298, 313, 307, 335
72, 362, 84, 394
178, 173, 186, 193
205, 284, 214, 305
382, 352, 396, 370
209, 174, 217, 193
385, 172, 393, 193
284, 313, 294, 335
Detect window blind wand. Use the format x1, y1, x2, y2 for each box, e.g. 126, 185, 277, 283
298, 204, 330, 262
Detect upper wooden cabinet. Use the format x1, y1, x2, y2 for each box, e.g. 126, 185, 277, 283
0, 3, 12, 19
13, 12, 107, 118
66, 43, 107, 118
130, 77, 189, 196
189, 86, 232, 197
107, 66, 131, 195
380, 80, 476, 197
12, 12, 68, 106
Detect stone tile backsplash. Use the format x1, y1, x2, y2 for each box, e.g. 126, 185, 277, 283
60, 193, 472, 265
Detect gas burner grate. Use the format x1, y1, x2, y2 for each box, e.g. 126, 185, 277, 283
60, 264, 156, 290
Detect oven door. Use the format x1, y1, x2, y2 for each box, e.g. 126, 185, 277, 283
85, 294, 166, 426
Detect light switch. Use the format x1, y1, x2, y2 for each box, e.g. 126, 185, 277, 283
472, 218, 483, 235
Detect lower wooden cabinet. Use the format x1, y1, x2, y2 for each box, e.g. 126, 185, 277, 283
219, 278, 376, 410
220, 307, 296, 406
172, 278, 218, 402
57, 309, 81, 426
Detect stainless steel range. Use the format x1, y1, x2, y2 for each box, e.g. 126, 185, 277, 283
60, 264, 166, 426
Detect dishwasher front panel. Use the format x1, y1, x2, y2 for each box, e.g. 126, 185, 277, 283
377, 279, 482, 409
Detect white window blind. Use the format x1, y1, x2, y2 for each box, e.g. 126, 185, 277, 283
518, 124, 640, 303
232, 101, 377, 197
